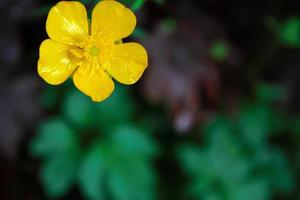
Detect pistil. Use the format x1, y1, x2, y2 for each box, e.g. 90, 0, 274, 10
89, 46, 100, 57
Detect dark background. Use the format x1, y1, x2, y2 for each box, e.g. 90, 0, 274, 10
1, 0, 300, 199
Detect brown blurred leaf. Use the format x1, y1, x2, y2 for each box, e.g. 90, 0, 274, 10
141, 15, 226, 132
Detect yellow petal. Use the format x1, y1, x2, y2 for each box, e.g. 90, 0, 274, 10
38, 39, 78, 85
46, 1, 89, 47
91, 0, 136, 42
105, 42, 148, 85
73, 61, 115, 102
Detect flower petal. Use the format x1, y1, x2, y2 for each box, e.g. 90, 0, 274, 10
73, 61, 115, 102
91, 0, 136, 42
46, 1, 89, 47
38, 39, 78, 85
105, 42, 148, 85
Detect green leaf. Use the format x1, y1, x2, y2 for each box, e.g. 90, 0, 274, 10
78, 145, 106, 200
256, 82, 284, 102
210, 41, 229, 61
280, 17, 300, 47
207, 148, 250, 184
30, 118, 79, 157
31, 118, 81, 198
78, 124, 158, 200
229, 179, 269, 200
62, 84, 135, 132
178, 113, 292, 200
107, 126, 158, 200
41, 155, 79, 198
62, 89, 94, 129
267, 149, 294, 193
238, 103, 273, 147
109, 125, 159, 158
202, 192, 221, 200
92, 84, 136, 132
204, 117, 241, 155
178, 145, 205, 175
290, 117, 300, 134
108, 161, 156, 200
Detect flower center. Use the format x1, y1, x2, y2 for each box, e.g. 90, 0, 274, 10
89, 46, 100, 57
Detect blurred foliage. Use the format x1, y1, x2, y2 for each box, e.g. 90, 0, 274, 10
210, 41, 229, 62
31, 85, 159, 200
32, 75, 300, 200
178, 83, 295, 200
79, 126, 158, 200
25, 0, 300, 200
62, 84, 136, 132
31, 118, 81, 197
279, 17, 300, 47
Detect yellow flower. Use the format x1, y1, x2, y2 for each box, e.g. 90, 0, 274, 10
38, 0, 148, 102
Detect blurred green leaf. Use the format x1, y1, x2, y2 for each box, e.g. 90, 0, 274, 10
279, 17, 300, 47
79, 124, 158, 200
62, 90, 94, 129
256, 82, 284, 102
62, 84, 135, 132
229, 179, 269, 200
30, 118, 79, 157
266, 149, 294, 192
108, 162, 156, 200
109, 125, 159, 157
290, 117, 300, 134
238, 103, 271, 147
204, 117, 238, 151
178, 111, 293, 200
91, 84, 136, 132
78, 144, 106, 200
41, 155, 79, 198
178, 145, 204, 175
210, 41, 229, 61
238, 101, 286, 147
202, 192, 221, 200
239, 104, 270, 146
31, 118, 81, 197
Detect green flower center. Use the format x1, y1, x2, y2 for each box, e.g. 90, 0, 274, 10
89, 46, 100, 57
